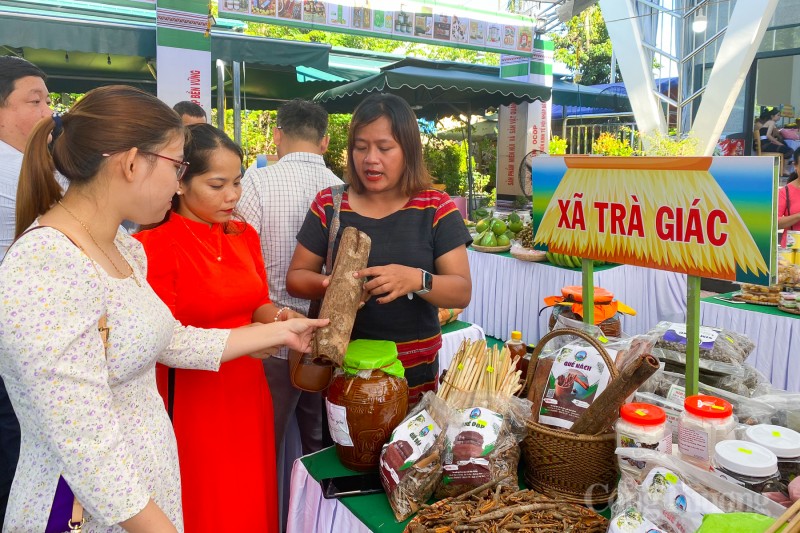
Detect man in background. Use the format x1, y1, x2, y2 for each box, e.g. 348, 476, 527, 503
0, 55, 51, 527
173, 100, 207, 125
238, 99, 341, 526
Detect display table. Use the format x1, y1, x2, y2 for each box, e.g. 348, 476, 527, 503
700, 292, 800, 392
288, 447, 407, 533
277, 320, 484, 529
461, 249, 687, 344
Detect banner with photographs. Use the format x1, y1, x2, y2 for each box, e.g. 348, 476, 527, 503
220, 1, 537, 57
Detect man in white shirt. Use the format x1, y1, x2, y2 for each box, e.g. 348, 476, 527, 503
239, 99, 342, 462
0, 56, 51, 528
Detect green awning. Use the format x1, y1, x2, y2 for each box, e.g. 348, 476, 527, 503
314, 63, 552, 119
0, 4, 333, 104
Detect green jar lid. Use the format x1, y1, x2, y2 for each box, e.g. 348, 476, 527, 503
342, 340, 405, 379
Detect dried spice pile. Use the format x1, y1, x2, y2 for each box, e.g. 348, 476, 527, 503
406, 477, 607, 533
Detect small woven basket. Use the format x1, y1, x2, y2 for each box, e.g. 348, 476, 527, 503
521, 328, 620, 505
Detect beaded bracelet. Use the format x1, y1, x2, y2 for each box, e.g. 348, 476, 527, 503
274, 306, 291, 322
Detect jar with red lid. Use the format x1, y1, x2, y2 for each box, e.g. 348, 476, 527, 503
616, 403, 673, 473
326, 339, 409, 471
678, 395, 735, 469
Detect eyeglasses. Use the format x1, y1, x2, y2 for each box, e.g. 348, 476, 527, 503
102, 151, 190, 180
139, 151, 190, 180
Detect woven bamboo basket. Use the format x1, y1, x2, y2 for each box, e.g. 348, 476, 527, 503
521, 328, 620, 505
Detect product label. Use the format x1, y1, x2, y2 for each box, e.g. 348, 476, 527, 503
677, 422, 709, 462
663, 323, 719, 350
641, 467, 722, 533
539, 344, 617, 430
609, 507, 665, 533
442, 407, 503, 487
666, 384, 686, 405
618, 432, 673, 471
379, 410, 442, 492
325, 399, 353, 447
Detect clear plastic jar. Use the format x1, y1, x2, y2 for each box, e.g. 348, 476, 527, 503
678, 395, 735, 469
712, 440, 781, 493
745, 424, 800, 484
616, 403, 673, 473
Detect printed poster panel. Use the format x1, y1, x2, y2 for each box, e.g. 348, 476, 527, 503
531, 156, 778, 285
220, 0, 536, 57
468, 20, 486, 45
372, 9, 394, 33
156, 47, 211, 114
328, 2, 350, 26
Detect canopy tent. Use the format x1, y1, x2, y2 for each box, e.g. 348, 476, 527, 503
313, 58, 552, 210
313, 59, 551, 120
0, 4, 339, 106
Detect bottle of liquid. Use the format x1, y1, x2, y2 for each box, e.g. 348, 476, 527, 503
506, 330, 529, 378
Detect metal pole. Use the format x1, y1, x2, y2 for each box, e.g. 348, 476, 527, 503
466, 104, 475, 215
216, 59, 226, 130
232, 60, 241, 145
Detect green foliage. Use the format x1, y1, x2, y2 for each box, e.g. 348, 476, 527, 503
591, 132, 634, 156
549, 135, 568, 155
634, 130, 699, 156
422, 136, 494, 199
551, 6, 616, 85
324, 113, 351, 178
423, 136, 464, 196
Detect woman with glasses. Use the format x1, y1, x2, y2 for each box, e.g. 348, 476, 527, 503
0, 86, 327, 532
135, 124, 289, 532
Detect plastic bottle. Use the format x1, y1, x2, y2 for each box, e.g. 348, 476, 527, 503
678, 394, 735, 469
616, 403, 672, 473
506, 330, 529, 377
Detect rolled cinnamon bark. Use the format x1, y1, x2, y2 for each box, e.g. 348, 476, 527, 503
313, 226, 371, 366
569, 354, 660, 435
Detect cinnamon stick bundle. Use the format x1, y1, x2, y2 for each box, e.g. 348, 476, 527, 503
313, 227, 371, 366
569, 353, 660, 435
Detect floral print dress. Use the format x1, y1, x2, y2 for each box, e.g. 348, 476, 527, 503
0, 226, 229, 532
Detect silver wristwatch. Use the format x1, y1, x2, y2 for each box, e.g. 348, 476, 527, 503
413, 269, 433, 295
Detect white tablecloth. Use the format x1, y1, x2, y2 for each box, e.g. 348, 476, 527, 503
700, 300, 800, 392
439, 322, 485, 371
461, 250, 687, 345
287, 456, 371, 533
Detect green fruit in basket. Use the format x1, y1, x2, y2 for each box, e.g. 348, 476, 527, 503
570, 255, 581, 268
475, 218, 491, 234
552, 253, 562, 266
508, 211, 521, 223
508, 219, 524, 233
546, 251, 554, 263
480, 232, 498, 247
496, 234, 511, 247
491, 219, 507, 236
472, 231, 484, 245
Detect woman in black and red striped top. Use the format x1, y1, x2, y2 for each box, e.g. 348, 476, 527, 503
288, 93, 472, 404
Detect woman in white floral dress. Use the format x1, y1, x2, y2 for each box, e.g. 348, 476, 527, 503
0, 86, 328, 532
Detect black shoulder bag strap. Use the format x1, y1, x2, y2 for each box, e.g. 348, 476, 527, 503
308, 184, 346, 319
324, 184, 346, 275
